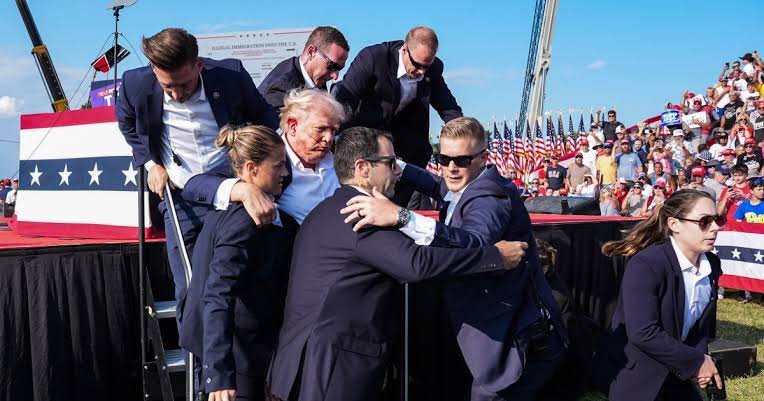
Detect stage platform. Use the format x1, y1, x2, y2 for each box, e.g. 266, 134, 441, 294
0, 214, 640, 401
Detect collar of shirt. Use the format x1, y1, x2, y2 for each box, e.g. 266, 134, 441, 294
350, 185, 371, 196
397, 49, 424, 82
164, 73, 206, 103
670, 236, 711, 278
281, 133, 334, 173
298, 56, 316, 89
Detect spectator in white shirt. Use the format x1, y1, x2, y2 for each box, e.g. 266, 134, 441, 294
4, 179, 18, 205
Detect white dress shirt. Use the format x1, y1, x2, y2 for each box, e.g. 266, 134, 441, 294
5, 189, 17, 204
298, 57, 316, 89
669, 237, 712, 341
395, 49, 424, 114
145, 75, 236, 210
276, 134, 339, 224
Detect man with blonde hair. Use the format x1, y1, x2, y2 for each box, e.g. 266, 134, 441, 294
341, 116, 567, 401
333, 26, 463, 206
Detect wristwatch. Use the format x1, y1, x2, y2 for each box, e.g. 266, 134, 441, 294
395, 207, 411, 228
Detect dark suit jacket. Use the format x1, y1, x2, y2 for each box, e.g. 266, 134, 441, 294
177, 204, 297, 392
267, 185, 506, 401
592, 240, 722, 401
332, 41, 462, 167
257, 56, 307, 109
401, 164, 567, 392
115, 58, 279, 197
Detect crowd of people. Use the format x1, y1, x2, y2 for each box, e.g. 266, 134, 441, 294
106, 24, 738, 401
0, 178, 18, 217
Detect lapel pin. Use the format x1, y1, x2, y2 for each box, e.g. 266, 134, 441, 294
213, 91, 221, 100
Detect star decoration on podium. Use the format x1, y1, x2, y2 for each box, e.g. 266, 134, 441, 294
122, 162, 138, 186
30, 164, 43, 186
58, 164, 72, 186
731, 248, 741, 259
88, 162, 103, 185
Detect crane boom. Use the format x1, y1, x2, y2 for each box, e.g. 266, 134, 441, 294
518, 0, 558, 131
16, 0, 70, 112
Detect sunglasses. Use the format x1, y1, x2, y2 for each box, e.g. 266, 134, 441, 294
436, 150, 485, 167
653, 185, 665, 190
745, 144, 755, 148
608, 114, 616, 117
363, 155, 397, 169
406, 47, 432, 71
316, 48, 342, 72
675, 214, 726, 230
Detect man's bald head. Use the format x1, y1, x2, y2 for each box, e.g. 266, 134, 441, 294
404, 26, 439, 52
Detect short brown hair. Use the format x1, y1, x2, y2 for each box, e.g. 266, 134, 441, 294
142, 28, 198, 71
215, 124, 283, 174
440, 116, 485, 143
334, 127, 393, 183
404, 26, 439, 52
304, 26, 349, 52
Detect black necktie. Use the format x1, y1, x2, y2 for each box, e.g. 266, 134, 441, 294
439, 201, 450, 223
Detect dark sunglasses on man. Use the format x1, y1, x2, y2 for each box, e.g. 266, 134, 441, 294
675, 214, 727, 231
316, 48, 342, 72
436, 149, 486, 167
363, 155, 397, 170
406, 47, 432, 71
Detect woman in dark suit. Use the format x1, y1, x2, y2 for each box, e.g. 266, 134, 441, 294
594, 189, 725, 401
178, 124, 296, 401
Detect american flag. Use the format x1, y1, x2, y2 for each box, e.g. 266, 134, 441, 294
578, 114, 587, 147
534, 120, 546, 169
502, 121, 514, 171
525, 121, 534, 173
545, 116, 554, 159
426, 154, 441, 176
16, 107, 159, 239
557, 113, 566, 157
567, 114, 576, 154
514, 120, 525, 175
489, 122, 506, 175
715, 220, 764, 293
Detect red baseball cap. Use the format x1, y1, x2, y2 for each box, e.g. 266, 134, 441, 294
620, 139, 630, 145
745, 138, 756, 145
691, 166, 705, 177
722, 148, 735, 156
579, 138, 589, 145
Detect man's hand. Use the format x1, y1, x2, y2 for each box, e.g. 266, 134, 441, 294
231, 181, 276, 227
695, 355, 722, 389
340, 187, 399, 231
148, 164, 171, 199
494, 241, 528, 270
208, 389, 236, 401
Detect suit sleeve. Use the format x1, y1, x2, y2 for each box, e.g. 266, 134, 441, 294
400, 163, 448, 201
115, 71, 151, 166
430, 196, 511, 248
621, 255, 705, 380
354, 227, 504, 283
260, 83, 287, 110
201, 214, 259, 392
428, 60, 462, 123
239, 62, 279, 129
181, 164, 233, 206
332, 46, 376, 114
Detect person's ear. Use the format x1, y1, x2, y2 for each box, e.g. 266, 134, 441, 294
243, 160, 258, 177
287, 117, 298, 135
354, 159, 370, 179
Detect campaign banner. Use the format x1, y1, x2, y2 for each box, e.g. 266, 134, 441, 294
715, 220, 764, 293
196, 28, 313, 86
89, 80, 122, 108
660, 110, 681, 126
15, 106, 160, 239
681, 112, 708, 129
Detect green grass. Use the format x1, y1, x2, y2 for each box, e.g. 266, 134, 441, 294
577, 294, 764, 401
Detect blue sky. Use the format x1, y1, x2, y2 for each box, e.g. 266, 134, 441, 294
0, 0, 760, 178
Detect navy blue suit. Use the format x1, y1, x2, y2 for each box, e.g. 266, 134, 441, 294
257, 56, 308, 109
332, 41, 462, 168
593, 241, 722, 401
115, 58, 279, 302
267, 185, 507, 401
402, 165, 567, 400
178, 204, 297, 399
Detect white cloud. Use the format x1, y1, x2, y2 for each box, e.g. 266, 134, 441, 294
443, 67, 521, 83
586, 60, 607, 70
0, 96, 22, 117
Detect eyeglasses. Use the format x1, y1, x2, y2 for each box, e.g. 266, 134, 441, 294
436, 149, 485, 167
608, 114, 616, 118
675, 214, 727, 231
406, 47, 432, 71
653, 185, 665, 190
363, 155, 397, 170
745, 144, 755, 148
316, 48, 342, 72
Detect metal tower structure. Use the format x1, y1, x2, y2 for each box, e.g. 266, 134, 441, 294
517, 0, 559, 130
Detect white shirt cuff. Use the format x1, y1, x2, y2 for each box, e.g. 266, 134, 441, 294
144, 160, 157, 171
399, 211, 436, 245
396, 158, 407, 171
212, 178, 240, 210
